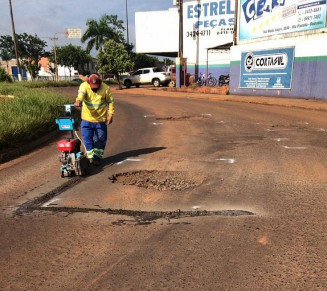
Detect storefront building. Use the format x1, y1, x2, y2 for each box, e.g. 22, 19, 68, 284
136, 0, 327, 99
135, 0, 235, 85
231, 0, 327, 100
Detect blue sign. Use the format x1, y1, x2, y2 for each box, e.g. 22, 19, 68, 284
239, 0, 327, 41
240, 47, 295, 89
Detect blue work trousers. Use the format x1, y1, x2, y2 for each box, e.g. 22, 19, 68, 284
81, 120, 107, 161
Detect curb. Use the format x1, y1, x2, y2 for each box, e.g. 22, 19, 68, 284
112, 87, 327, 112
0, 130, 61, 164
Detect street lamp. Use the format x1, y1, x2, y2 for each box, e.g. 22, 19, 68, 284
8, 0, 22, 81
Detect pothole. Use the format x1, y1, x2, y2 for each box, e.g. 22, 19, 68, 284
156, 115, 211, 121
109, 170, 203, 191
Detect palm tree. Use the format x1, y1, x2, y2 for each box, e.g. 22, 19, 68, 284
81, 14, 125, 53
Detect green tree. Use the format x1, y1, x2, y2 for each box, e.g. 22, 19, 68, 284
0, 35, 15, 75
54, 44, 92, 80
0, 50, 12, 74
81, 14, 125, 53
17, 33, 47, 80
97, 40, 134, 89
0, 33, 46, 80
133, 54, 160, 70
0, 67, 12, 82
162, 58, 175, 66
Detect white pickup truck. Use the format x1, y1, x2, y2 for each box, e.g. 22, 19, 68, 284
122, 67, 171, 88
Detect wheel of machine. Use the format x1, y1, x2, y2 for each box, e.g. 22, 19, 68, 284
152, 78, 160, 87
136, 84, 140, 88
124, 80, 132, 88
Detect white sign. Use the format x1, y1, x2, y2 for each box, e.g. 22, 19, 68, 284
244, 52, 288, 72
65, 29, 82, 39
184, 0, 235, 46
183, 0, 235, 65
135, 10, 179, 54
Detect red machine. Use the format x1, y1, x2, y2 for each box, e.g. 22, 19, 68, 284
55, 105, 89, 177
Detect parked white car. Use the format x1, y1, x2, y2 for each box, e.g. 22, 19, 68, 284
122, 67, 171, 88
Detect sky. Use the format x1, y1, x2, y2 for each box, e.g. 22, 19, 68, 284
0, 0, 175, 56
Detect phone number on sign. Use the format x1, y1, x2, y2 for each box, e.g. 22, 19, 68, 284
186, 30, 211, 37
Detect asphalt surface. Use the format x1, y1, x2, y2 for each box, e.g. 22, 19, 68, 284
0, 86, 326, 290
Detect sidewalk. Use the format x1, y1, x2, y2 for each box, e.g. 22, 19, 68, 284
112, 86, 327, 112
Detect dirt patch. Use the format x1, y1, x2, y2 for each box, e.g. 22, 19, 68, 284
109, 170, 203, 191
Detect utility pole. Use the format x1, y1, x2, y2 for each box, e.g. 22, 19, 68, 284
50, 32, 65, 82
126, 0, 129, 44
50, 34, 59, 81
178, 0, 183, 58
8, 0, 22, 81
233, 0, 238, 46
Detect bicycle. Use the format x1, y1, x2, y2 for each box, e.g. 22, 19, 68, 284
207, 73, 217, 87
195, 73, 206, 86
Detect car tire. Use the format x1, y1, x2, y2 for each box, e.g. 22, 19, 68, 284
136, 84, 140, 88
124, 80, 132, 88
152, 78, 160, 87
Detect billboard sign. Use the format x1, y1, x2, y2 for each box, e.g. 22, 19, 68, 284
65, 29, 82, 39
135, 10, 179, 54
184, 0, 235, 47
240, 47, 295, 89
239, 0, 327, 41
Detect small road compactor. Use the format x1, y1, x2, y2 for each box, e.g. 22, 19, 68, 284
55, 104, 89, 177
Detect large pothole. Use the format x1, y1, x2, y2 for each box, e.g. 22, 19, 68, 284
109, 170, 203, 191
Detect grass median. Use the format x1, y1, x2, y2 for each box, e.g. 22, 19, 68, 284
0, 82, 72, 151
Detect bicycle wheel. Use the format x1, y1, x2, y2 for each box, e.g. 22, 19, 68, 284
208, 77, 217, 87
197, 78, 204, 86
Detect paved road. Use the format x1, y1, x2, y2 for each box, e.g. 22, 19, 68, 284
1, 88, 326, 290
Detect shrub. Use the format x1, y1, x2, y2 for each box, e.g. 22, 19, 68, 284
0, 83, 69, 150
0, 67, 12, 83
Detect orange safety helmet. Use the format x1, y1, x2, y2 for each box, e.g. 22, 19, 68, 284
87, 74, 102, 89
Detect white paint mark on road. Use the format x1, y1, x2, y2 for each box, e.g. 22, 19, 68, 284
153, 123, 164, 126
266, 128, 293, 132
313, 128, 326, 132
216, 158, 236, 164
282, 146, 307, 150
117, 158, 143, 165
217, 121, 225, 124
274, 138, 289, 142
43, 198, 61, 207
201, 113, 212, 117
144, 115, 155, 118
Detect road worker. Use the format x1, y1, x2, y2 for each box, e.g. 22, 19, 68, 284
74, 74, 114, 166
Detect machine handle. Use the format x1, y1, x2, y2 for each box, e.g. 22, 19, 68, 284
57, 104, 75, 114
